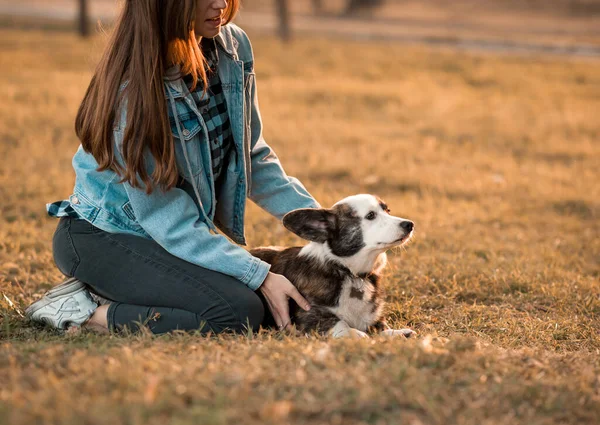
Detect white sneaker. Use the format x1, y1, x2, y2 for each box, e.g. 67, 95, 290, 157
26, 277, 98, 330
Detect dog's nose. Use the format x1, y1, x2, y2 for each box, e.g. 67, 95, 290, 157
400, 221, 414, 232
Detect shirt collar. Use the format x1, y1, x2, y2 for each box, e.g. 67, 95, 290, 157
201, 37, 219, 70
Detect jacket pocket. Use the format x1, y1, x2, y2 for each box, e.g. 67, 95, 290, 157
169, 107, 205, 179
170, 110, 202, 141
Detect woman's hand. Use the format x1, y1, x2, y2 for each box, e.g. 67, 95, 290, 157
259, 272, 311, 330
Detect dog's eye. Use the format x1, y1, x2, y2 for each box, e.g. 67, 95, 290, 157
365, 211, 377, 220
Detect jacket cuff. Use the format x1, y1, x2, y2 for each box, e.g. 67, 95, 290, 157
241, 257, 271, 291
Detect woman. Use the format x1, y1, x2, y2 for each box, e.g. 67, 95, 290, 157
26, 0, 316, 335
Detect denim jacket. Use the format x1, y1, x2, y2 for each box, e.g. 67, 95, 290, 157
58, 24, 320, 290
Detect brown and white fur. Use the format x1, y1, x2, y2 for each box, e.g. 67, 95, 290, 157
251, 194, 415, 339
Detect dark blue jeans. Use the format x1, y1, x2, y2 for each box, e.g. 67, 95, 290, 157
52, 216, 273, 334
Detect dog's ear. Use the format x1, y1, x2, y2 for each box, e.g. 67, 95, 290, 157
283, 208, 335, 243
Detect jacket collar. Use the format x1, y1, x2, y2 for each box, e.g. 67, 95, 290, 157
163, 64, 184, 98
214, 29, 239, 59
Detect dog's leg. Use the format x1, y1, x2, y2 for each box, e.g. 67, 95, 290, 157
295, 306, 338, 333
329, 321, 369, 339
296, 306, 368, 338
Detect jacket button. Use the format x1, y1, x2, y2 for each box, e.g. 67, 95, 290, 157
71, 196, 80, 205
182, 129, 191, 137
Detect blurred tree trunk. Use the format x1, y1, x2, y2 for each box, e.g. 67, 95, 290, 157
275, 0, 291, 42
346, 0, 385, 15
78, 0, 89, 37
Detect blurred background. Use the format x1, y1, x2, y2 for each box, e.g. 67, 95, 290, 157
1, 0, 600, 54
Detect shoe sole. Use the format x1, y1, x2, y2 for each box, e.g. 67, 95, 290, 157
25, 277, 86, 317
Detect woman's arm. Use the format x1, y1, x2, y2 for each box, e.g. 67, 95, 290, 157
114, 130, 270, 291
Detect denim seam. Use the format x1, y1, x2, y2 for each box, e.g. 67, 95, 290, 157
72, 189, 101, 222
240, 256, 257, 286
65, 218, 81, 276
106, 302, 120, 333
98, 174, 120, 210
101, 232, 238, 321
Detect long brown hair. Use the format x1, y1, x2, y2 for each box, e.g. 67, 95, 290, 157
75, 0, 239, 194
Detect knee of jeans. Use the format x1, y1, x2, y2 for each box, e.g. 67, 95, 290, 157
233, 294, 264, 332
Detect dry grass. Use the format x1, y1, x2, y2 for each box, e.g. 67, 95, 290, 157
1, 27, 599, 424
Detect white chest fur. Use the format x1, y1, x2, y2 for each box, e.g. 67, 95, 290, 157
328, 276, 383, 331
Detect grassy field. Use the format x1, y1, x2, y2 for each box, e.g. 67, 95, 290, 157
1, 26, 599, 424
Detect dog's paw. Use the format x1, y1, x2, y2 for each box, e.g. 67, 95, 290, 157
380, 328, 417, 338
347, 328, 370, 339
331, 327, 370, 339
329, 321, 370, 339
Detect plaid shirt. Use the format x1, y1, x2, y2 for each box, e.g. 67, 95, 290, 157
48, 38, 233, 219
186, 37, 233, 184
